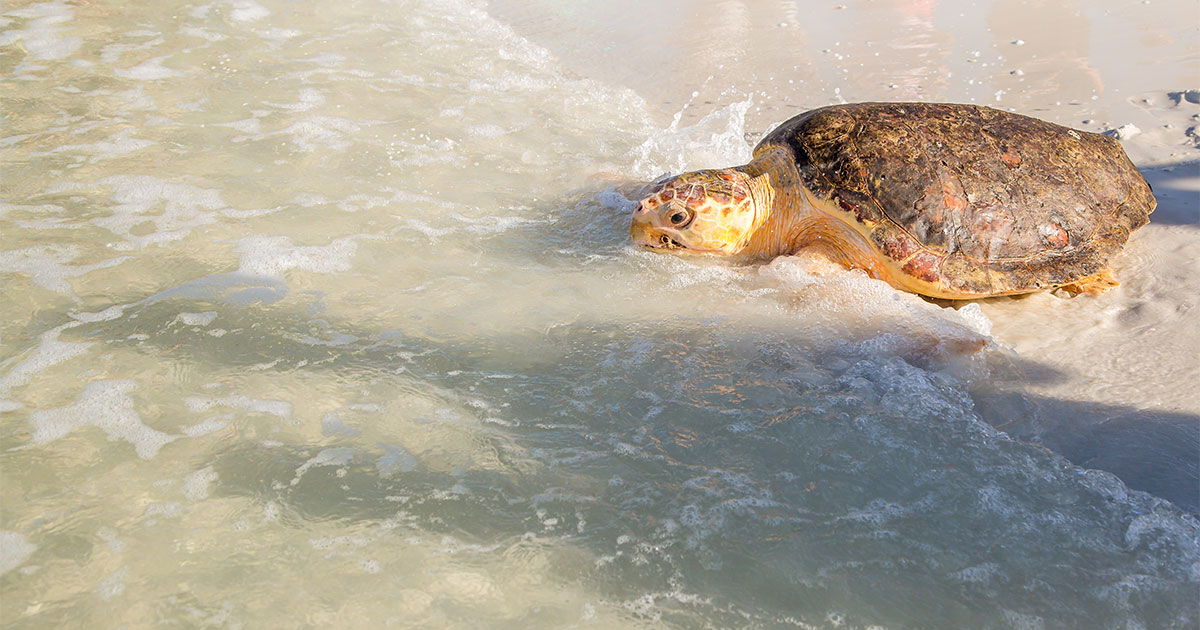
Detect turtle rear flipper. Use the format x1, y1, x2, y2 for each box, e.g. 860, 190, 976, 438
1056, 268, 1120, 296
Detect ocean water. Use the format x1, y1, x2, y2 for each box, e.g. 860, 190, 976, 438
1, 1, 1198, 628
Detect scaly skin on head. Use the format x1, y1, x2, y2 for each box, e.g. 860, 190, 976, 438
629, 168, 768, 255
630, 146, 894, 281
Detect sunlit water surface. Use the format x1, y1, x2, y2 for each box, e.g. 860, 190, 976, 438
1, 1, 1197, 628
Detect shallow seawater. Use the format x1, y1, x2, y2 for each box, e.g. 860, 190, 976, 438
1, 0, 1198, 628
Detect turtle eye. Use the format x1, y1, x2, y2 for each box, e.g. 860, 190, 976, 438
668, 208, 694, 228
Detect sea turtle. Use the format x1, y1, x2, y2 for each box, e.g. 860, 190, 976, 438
630, 102, 1156, 299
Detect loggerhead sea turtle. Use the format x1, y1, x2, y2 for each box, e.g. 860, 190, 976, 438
630, 102, 1156, 299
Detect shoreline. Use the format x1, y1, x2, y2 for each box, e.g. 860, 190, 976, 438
489, 0, 1200, 417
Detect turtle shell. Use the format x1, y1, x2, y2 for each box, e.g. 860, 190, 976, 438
756, 102, 1156, 296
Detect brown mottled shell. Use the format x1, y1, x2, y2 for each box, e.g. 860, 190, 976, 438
757, 102, 1156, 295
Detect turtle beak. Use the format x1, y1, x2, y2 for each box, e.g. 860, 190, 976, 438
629, 216, 660, 249
630, 203, 657, 247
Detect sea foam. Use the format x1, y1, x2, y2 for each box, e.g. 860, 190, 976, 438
234, 234, 363, 278
28, 380, 176, 459
0, 531, 37, 576
0, 1, 82, 61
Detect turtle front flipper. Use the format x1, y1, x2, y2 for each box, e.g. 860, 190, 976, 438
1055, 268, 1120, 296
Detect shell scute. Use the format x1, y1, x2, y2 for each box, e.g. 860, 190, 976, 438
756, 102, 1156, 296
901, 251, 943, 284
871, 227, 920, 263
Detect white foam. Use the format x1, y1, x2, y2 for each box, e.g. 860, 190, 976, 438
454, 213, 541, 234
111, 85, 156, 111
175, 311, 217, 326
0, 245, 129, 295
265, 87, 324, 112
179, 25, 228, 42
95, 566, 127, 600
36, 128, 155, 163
320, 412, 360, 436
1002, 610, 1048, 630
630, 98, 755, 178
227, 0, 269, 23
0, 322, 90, 396
254, 26, 301, 41
0, 202, 62, 218
182, 417, 229, 436
465, 124, 508, 138
0, 1, 82, 60
437, 571, 498, 602
234, 234, 362, 279
228, 113, 371, 151
0, 531, 36, 576
28, 380, 176, 459
69, 305, 128, 323
100, 41, 147, 65
183, 466, 218, 501
291, 447, 357, 485
277, 116, 362, 152
113, 56, 181, 80
335, 194, 390, 213
215, 117, 261, 133
953, 302, 993, 337
185, 394, 293, 420
443, 0, 555, 69
952, 562, 1000, 583
757, 255, 994, 360
46, 175, 226, 250
97, 527, 124, 553
376, 443, 418, 477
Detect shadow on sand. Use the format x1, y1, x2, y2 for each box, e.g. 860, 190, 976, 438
1141, 160, 1200, 226
973, 386, 1200, 515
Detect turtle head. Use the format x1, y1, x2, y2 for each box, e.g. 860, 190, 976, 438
630, 169, 767, 255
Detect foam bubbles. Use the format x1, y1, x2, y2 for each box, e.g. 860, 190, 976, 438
0, 322, 91, 396
234, 234, 362, 278
182, 417, 229, 437
0, 245, 129, 295
95, 566, 128, 599
265, 88, 325, 112
113, 56, 182, 80
183, 466, 219, 501
175, 311, 217, 326
69, 305, 128, 323
227, 0, 270, 23
321, 412, 360, 436
757, 254, 993, 361
291, 448, 357, 485
47, 175, 226, 250
28, 380, 176, 459
0, 531, 37, 576
185, 394, 293, 420
376, 443, 418, 477
0, 1, 83, 61
632, 99, 755, 178
35, 128, 156, 163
